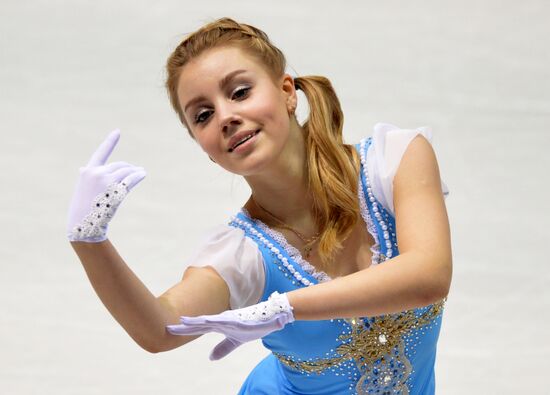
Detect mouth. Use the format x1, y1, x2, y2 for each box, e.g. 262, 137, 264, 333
228, 129, 261, 152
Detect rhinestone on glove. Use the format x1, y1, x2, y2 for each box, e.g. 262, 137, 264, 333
235, 291, 295, 322
68, 182, 128, 241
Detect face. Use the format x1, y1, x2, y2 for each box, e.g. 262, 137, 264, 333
177, 46, 297, 176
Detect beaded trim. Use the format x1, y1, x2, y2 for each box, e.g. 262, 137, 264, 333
229, 214, 314, 288
241, 208, 332, 283
357, 177, 383, 265
68, 182, 128, 242
359, 138, 395, 259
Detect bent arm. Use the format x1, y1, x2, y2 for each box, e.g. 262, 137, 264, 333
71, 240, 230, 352
287, 135, 452, 320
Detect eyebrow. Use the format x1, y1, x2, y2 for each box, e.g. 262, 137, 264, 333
183, 69, 248, 113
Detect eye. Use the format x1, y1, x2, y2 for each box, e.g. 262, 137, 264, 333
194, 109, 213, 124
231, 86, 251, 100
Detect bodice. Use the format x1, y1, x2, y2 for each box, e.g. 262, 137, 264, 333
229, 137, 445, 395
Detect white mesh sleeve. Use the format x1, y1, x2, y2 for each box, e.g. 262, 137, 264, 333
366, 122, 449, 215
186, 224, 265, 309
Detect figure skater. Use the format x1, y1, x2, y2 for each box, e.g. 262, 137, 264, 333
67, 17, 452, 394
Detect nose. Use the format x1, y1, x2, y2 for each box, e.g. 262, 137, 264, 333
218, 102, 242, 134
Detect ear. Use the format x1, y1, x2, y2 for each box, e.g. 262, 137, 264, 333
280, 74, 297, 114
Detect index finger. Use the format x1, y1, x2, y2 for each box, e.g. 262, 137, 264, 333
86, 129, 121, 167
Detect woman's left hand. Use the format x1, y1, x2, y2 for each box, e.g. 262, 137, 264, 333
166, 291, 294, 360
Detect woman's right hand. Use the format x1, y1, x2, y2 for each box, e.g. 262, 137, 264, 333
67, 129, 146, 243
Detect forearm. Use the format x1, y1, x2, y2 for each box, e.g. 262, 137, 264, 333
287, 251, 451, 320
71, 239, 191, 352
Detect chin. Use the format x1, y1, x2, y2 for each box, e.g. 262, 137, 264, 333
226, 152, 275, 177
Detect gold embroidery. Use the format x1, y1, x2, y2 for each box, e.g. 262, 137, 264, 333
274, 300, 445, 394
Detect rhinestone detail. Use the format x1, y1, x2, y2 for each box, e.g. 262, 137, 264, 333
235, 291, 293, 321
69, 182, 128, 241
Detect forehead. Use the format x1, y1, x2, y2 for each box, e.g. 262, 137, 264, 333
177, 46, 269, 100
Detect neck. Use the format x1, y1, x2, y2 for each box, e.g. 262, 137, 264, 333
243, 121, 316, 230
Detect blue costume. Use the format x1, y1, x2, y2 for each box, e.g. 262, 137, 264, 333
229, 137, 445, 394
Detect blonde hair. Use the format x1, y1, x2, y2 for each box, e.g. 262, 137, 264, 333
165, 18, 360, 271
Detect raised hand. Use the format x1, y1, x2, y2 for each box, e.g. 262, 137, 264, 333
166, 291, 295, 360
67, 129, 146, 242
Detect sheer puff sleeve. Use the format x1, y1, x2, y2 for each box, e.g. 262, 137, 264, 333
186, 224, 265, 310
367, 122, 450, 215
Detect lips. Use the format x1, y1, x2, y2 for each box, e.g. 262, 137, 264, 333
228, 129, 260, 152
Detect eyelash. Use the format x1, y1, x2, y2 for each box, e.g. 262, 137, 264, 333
194, 86, 251, 124
232, 86, 250, 100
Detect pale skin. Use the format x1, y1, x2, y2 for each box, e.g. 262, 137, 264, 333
71, 45, 451, 353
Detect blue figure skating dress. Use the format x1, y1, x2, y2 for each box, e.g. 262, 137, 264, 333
194, 124, 447, 395
189, 124, 448, 394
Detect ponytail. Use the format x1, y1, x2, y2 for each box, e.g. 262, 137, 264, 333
294, 76, 361, 271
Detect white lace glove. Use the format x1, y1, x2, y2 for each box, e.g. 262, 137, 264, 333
67, 129, 146, 242
166, 291, 295, 360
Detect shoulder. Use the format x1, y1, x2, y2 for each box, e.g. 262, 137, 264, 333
393, 129, 443, 196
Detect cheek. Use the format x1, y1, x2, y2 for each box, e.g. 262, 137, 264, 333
248, 92, 289, 128
194, 131, 219, 156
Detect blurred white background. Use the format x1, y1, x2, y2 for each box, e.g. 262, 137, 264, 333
1, 1, 548, 394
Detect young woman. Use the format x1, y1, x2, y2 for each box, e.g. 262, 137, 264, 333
68, 18, 451, 395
